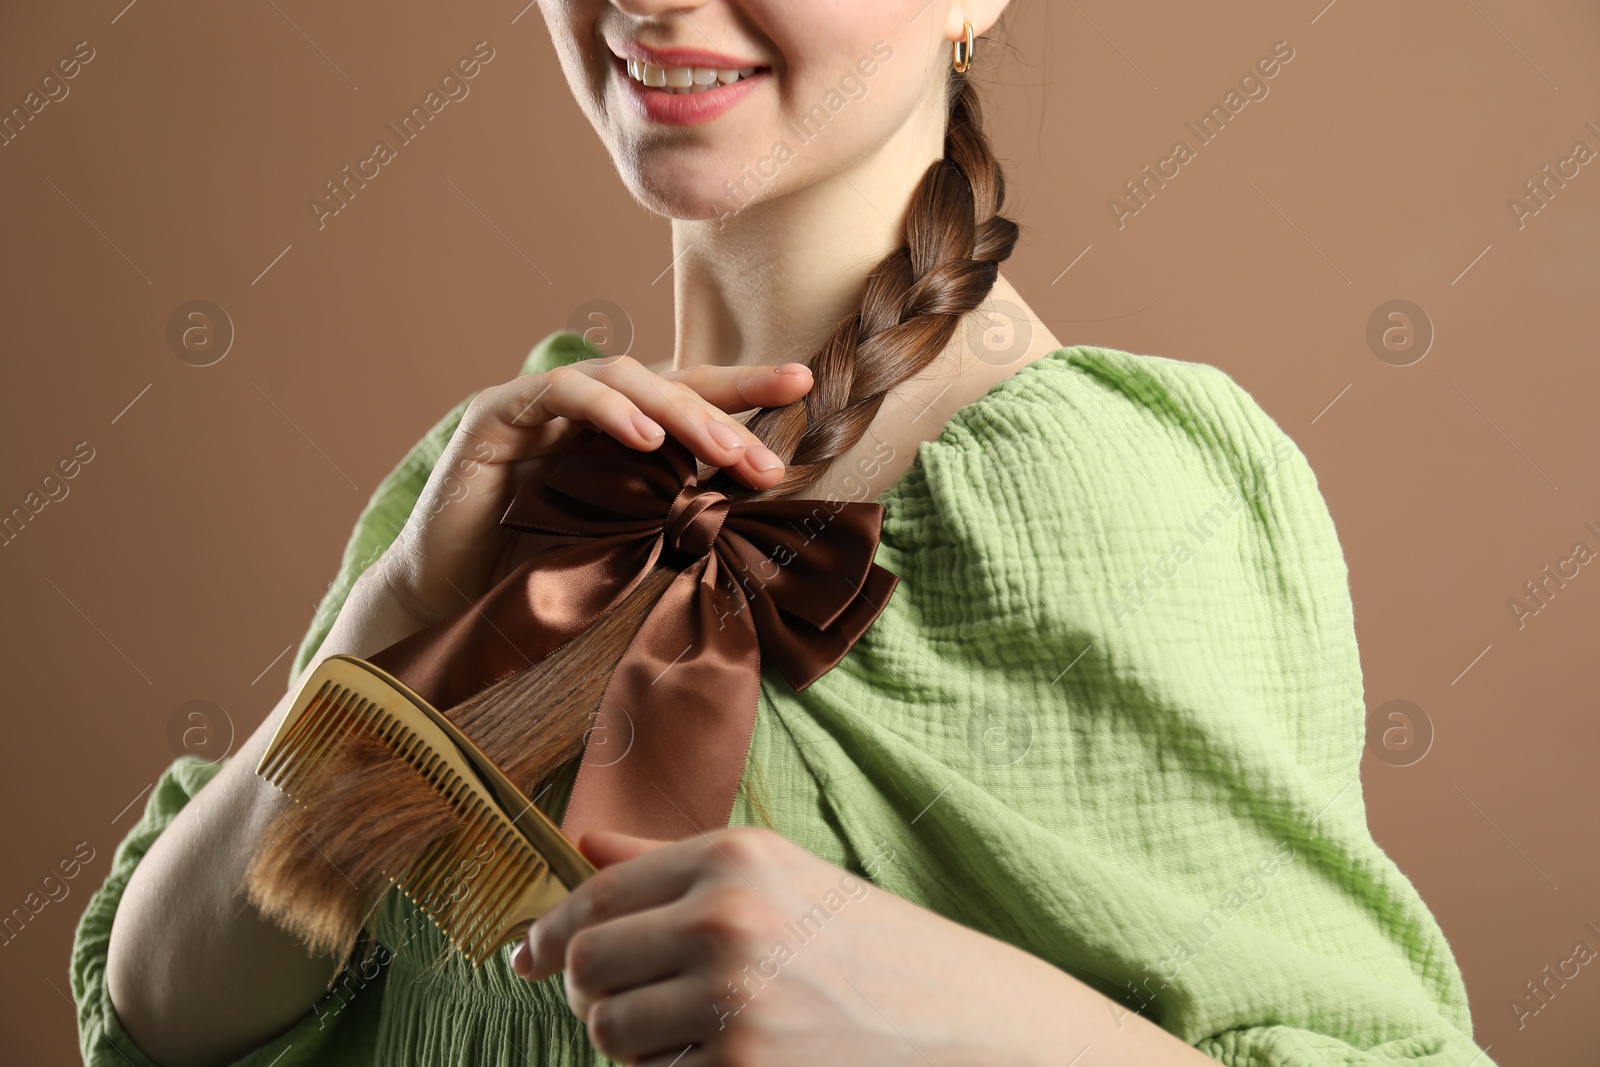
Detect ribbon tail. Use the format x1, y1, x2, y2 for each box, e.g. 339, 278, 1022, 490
559, 556, 761, 844
364, 535, 656, 712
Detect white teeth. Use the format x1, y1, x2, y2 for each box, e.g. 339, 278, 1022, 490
624, 60, 760, 93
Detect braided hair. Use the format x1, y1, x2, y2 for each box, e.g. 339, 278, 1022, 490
711, 70, 1020, 501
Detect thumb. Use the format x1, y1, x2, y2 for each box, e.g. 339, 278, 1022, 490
574, 828, 671, 869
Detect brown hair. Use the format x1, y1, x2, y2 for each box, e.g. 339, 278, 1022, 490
241, 33, 1020, 978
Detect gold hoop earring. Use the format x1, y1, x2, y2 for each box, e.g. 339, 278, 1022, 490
952, 20, 975, 74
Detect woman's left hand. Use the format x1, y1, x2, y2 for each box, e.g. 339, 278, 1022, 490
510, 826, 1083, 1067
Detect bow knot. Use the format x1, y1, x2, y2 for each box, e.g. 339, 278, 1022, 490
663, 483, 730, 563
366, 427, 900, 844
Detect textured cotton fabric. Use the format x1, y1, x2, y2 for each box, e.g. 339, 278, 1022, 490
72, 329, 1493, 1066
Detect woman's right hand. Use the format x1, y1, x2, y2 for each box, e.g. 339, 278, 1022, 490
330, 354, 814, 658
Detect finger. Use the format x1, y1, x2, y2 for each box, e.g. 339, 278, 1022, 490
561, 901, 707, 1019
584, 358, 793, 485
522, 838, 718, 982
660, 361, 814, 415
584, 974, 721, 1065
462, 364, 667, 464
577, 829, 673, 869
466, 358, 808, 492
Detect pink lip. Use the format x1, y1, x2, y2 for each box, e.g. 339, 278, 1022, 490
610, 53, 768, 127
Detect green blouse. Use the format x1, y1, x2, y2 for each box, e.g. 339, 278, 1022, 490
72, 330, 1493, 1066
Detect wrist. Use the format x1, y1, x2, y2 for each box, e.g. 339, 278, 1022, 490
920, 904, 1210, 1066
987, 942, 1216, 1066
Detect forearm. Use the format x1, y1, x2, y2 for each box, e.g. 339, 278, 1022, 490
848, 880, 1219, 1065
989, 937, 1218, 1066
106, 729, 340, 1067
103, 606, 393, 1067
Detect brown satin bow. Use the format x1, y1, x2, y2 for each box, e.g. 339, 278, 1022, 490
365, 427, 900, 843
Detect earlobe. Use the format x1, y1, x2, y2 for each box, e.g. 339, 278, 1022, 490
952, 0, 1009, 44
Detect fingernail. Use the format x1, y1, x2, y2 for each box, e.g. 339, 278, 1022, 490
748, 445, 783, 472
707, 420, 745, 451
510, 942, 533, 979
775, 363, 811, 376
631, 411, 665, 440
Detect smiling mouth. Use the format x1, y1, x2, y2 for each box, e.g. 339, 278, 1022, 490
616, 56, 769, 94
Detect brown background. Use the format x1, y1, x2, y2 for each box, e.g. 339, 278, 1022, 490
2, 0, 1596, 1063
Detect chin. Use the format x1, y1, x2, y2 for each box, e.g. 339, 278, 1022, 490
618, 156, 775, 223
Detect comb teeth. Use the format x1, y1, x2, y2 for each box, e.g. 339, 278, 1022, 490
257, 655, 585, 967
386, 759, 549, 962
259, 683, 368, 798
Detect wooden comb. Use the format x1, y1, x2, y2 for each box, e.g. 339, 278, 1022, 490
255, 653, 597, 966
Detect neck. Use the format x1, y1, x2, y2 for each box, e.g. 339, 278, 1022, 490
669, 96, 951, 373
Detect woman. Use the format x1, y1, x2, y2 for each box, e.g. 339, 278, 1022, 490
73, 2, 1491, 1065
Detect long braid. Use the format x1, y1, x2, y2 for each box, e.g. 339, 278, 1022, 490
710, 69, 1020, 502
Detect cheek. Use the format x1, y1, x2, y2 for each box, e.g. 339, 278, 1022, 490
539, 2, 610, 116
767, 52, 931, 176
772, 12, 939, 142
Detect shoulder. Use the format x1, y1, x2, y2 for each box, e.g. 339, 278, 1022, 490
884, 343, 1336, 564
877, 343, 1360, 721
924, 343, 1312, 501
518, 328, 606, 376
1021, 345, 1346, 592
